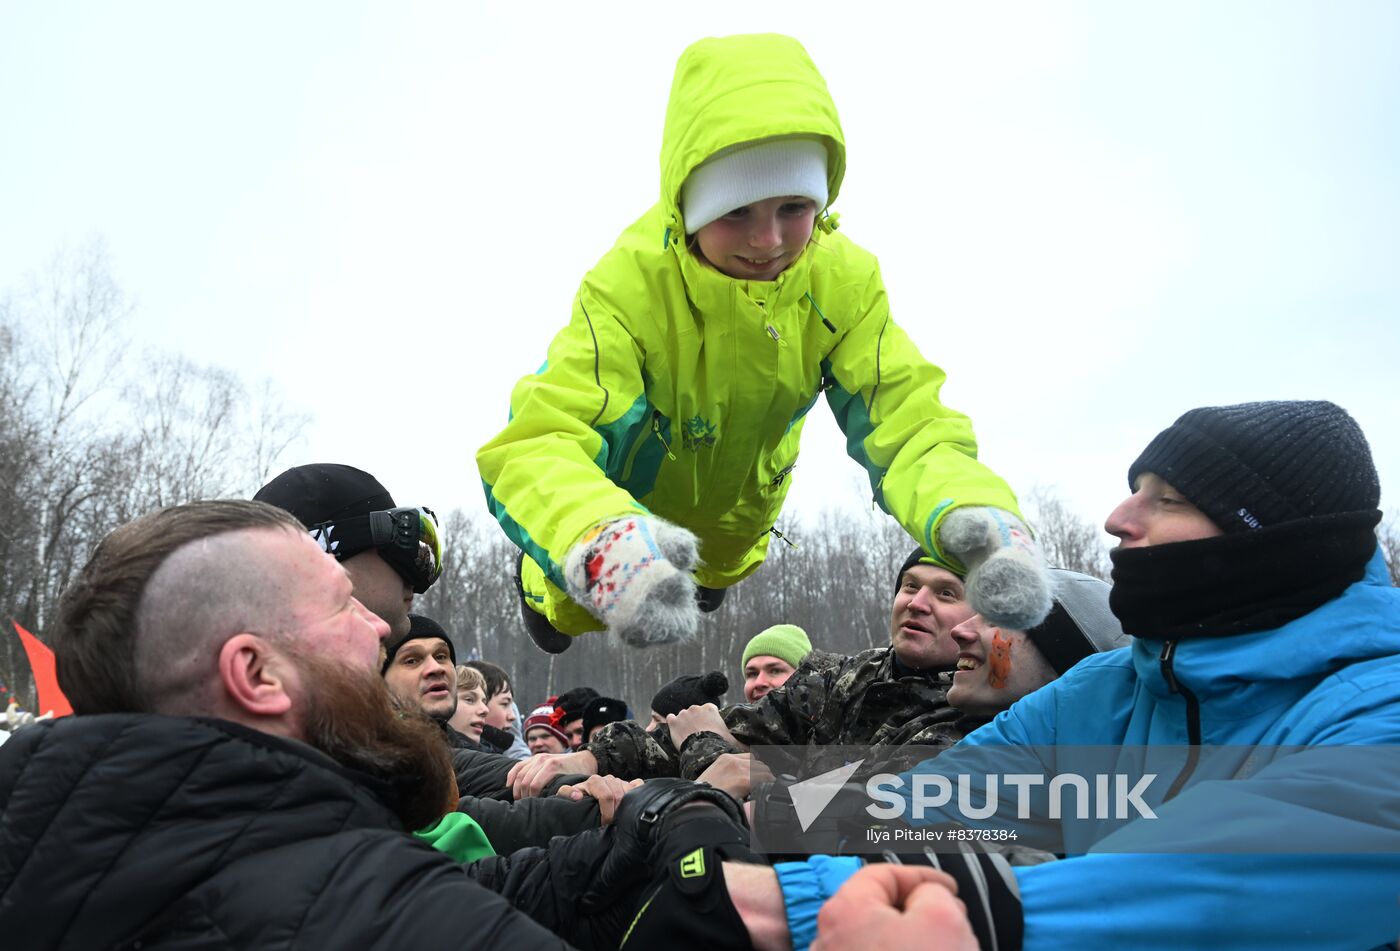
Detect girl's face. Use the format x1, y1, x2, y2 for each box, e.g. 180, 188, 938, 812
693, 196, 817, 281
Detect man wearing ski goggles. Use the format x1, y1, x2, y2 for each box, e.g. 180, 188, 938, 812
254, 464, 444, 639
309, 504, 444, 595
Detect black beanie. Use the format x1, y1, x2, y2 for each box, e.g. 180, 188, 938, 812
895, 546, 963, 595
1128, 400, 1380, 534
381, 613, 456, 674
254, 463, 395, 560
581, 696, 631, 738
651, 671, 728, 717
554, 686, 601, 723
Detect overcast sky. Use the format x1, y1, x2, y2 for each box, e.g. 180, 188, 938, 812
2, 1, 1396, 545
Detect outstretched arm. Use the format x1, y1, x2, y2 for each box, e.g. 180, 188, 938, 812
821, 269, 1049, 630
477, 286, 652, 593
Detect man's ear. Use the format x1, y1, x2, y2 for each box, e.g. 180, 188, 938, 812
218, 633, 294, 718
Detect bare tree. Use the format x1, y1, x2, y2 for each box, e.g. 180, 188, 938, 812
0, 242, 307, 709
2, 240, 132, 633
245, 379, 309, 489
122, 354, 308, 509
1022, 484, 1112, 580
1380, 514, 1400, 587
0, 324, 43, 708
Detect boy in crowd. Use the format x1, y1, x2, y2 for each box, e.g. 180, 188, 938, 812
466, 659, 530, 760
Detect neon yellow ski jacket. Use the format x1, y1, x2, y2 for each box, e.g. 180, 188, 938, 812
477, 34, 1021, 635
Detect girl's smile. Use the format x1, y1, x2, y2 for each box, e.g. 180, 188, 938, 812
694, 196, 817, 281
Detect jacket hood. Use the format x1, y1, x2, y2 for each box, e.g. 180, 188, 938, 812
659, 33, 846, 240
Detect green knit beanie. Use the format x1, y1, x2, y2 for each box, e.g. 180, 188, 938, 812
742, 624, 812, 669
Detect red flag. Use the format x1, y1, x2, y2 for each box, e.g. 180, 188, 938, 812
13, 621, 73, 718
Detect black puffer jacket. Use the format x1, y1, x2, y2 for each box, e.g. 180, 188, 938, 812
447, 745, 599, 853
0, 715, 576, 950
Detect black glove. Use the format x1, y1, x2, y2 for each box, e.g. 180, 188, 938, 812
583, 778, 759, 950
749, 776, 879, 861
579, 778, 748, 914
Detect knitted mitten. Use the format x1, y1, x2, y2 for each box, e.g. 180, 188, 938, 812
564, 515, 700, 647
937, 506, 1052, 631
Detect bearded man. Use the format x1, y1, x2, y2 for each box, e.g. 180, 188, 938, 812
0, 500, 767, 950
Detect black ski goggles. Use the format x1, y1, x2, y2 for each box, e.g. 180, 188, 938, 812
308, 506, 444, 593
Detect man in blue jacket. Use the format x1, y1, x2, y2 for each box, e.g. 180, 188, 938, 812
776, 400, 1400, 951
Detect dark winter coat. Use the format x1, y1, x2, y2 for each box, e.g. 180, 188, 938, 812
456, 785, 600, 855
0, 714, 612, 949
448, 744, 598, 853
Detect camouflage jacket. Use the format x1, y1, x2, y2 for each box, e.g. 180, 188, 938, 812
587, 647, 985, 781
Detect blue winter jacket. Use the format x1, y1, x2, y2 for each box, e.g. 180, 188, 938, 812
978, 548, 1400, 950
809, 550, 1400, 950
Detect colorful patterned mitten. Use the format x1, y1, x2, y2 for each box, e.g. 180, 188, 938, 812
937, 506, 1053, 631
564, 515, 700, 647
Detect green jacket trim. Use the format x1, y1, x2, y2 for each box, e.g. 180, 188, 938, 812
599, 394, 670, 500
822, 358, 885, 510
922, 498, 963, 573
482, 478, 559, 589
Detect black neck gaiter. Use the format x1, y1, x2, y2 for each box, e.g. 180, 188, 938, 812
1108, 510, 1381, 642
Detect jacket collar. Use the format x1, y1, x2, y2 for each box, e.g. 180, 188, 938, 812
882, 646, 950, 687
1130, 549, 1400, 716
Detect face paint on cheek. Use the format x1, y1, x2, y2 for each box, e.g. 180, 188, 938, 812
987, 630, 1013, 689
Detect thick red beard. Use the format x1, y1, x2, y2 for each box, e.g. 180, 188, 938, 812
293, 651, 457, 831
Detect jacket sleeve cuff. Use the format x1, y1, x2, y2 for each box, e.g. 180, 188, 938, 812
774, 855, 863, 951
678, 730, 743, 779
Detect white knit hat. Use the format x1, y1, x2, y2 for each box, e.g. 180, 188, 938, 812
680, 137, 829, 234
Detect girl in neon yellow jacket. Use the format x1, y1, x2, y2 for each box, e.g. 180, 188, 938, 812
477, 34, 1050, 651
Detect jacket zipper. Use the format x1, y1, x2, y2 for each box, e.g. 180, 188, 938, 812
1159, 639, 1202, 802
806, 291, 837, 333
771, 462, 797, 487
699, 282, 776, 511
768, 526, 798, 548
652, 413, 676, 460
620, 411, 673, 482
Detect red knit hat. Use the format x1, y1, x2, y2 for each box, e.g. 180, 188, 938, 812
522, 700, 569, 745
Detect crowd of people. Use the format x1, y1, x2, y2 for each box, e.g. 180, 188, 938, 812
4, 396, 1394, 949
2, 30, 1397, 951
